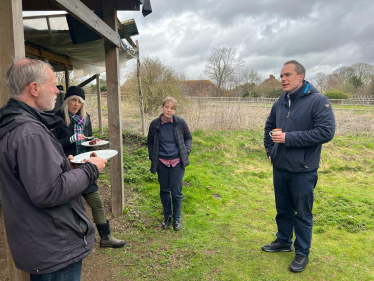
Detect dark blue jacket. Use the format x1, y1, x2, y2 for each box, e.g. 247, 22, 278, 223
264, 81, 335, 173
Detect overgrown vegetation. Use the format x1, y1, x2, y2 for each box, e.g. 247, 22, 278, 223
324, 90, 349, 99
121, 56, 184, 114
94, 128, 374, 280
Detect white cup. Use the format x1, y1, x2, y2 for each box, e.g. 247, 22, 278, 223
269, 128, 282, 137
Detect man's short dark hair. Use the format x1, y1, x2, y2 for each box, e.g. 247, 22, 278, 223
284, 60, 306, 77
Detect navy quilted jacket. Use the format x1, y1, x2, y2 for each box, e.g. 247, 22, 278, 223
264, 81, 335, 173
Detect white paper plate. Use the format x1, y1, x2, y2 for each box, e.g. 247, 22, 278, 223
70, 149, 118, 164
81, 140, 109, 147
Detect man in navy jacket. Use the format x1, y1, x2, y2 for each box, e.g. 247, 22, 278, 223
262, 60, 335, 272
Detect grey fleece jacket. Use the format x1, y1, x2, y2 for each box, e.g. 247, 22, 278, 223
0, 99, 98, 274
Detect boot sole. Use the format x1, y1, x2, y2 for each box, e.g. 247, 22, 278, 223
261, 248, 294, 252
100, 242, 125, 249
289, 264, 307, 273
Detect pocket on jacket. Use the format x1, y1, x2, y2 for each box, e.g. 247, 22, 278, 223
270, 144, 282, 167
51, 203, 87, 238
284, 147, 305, 170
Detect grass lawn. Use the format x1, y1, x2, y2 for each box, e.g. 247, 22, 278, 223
94, 129, 374, 281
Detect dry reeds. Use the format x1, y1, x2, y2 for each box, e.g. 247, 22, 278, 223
85, 96, 374, 137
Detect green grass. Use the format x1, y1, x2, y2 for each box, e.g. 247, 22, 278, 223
100, 129, 374, 280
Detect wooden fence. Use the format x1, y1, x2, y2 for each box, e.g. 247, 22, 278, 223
186, 96, 374, 106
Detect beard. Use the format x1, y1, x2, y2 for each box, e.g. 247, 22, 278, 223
36, 90, 56, 111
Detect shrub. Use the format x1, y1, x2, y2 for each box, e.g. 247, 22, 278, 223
266, 88, 284, 98
324, 90, 349, 99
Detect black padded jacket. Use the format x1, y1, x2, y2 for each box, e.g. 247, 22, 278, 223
147, 115, 192, 174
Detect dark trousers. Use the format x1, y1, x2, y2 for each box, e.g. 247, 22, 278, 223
30, 260, 82, 281
273, 167, 318, 257
157, 162, 185, 221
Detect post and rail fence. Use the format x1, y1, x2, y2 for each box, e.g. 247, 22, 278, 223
186, 96, 374, 106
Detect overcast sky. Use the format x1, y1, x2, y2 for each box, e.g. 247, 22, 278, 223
118, 0, 374, 82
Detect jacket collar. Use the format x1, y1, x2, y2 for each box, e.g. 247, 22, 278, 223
281, 80, 311, 104
158, 114, 178, 123
0, 98, 63, 130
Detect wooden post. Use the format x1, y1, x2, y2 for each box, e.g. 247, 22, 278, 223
96, 74, 103, 134
103, 0, 124, 214
136, 40, 146, 137
0, 0, 29, 280
0, 0, 25, 106
64, 66, 70, 90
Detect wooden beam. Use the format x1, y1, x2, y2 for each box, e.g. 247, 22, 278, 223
104, 0, 124, 215
0, 0, 25, 107
1, 209, 30, 281
0, 1, 29, 280
25, 45, 72, 68
49, 0, 122, 48
77, 75, 97, 88
136, 40, 146, 137
118, 28, 137, 48
64, 66, 70, 90
96, 75, 103, 134
23, 14, 66, 20
22, 0, 140, 11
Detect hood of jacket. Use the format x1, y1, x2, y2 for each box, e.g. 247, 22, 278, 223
0, 98, 63, 140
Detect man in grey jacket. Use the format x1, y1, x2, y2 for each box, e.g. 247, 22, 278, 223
0, 58, 107, 280
262, 60, 335, 273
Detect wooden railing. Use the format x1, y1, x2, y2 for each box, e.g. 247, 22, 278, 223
186, 96, 374, 106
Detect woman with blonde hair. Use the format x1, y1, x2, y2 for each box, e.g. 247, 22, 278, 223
54, 86, 125, 248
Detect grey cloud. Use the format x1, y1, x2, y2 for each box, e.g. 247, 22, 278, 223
119, 0, 374, 80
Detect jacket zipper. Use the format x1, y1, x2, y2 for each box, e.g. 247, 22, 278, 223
284, 103, 291, 159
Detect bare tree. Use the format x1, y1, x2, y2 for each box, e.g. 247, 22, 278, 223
314, 72, 328, 93
242, 67, 263, 85
351, 63, 374, 84
121, 56, 182, 113
203, 47, 244, 96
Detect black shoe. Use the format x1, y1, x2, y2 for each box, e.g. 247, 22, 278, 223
289, 254, 309, 272
173, 220, 182, 231
161, 217, 172, 229
261, 239, 293, 252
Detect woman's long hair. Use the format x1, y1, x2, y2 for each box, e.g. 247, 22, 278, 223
60, 95, 87, 127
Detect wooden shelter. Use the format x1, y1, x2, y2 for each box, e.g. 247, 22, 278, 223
0, 0, 151, 279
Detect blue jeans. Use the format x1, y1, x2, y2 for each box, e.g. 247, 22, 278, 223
157, 162, 185, 221
30, 260, 82, 281
273, 167, 318, 257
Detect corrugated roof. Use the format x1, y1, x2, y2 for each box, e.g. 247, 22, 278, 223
120, 19, 139, 37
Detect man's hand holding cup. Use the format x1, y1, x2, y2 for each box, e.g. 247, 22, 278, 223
269, 128, 285, 143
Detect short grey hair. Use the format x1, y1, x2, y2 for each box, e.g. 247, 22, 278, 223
162, 97, 178, 109
284, 60, 306, 77
60, 95, 87, 127
5, 58, 53, 97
